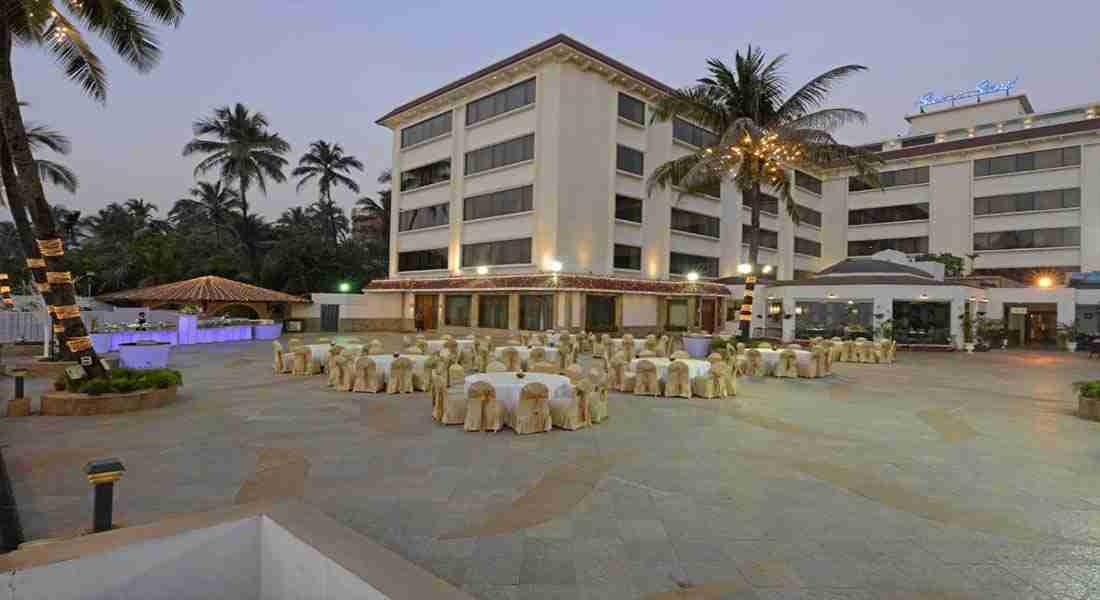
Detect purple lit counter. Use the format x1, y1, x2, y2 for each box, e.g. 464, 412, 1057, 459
191, 325, 254, 344
118, 341, 172, 369
91, 330, 178, 353
252, 323, 283, 340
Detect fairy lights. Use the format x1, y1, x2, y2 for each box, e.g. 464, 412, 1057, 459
702, 130, 805, 188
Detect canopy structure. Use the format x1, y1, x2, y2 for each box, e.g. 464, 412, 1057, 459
98, 276, 309, 318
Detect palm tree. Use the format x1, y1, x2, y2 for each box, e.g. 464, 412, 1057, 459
50, 206, 83, 248
354, 169, 392, 244
292, 140, 363, 203
648, 48, 878, 269
308, 198, 350, 246
182, 103, 290, 221
169, 181, 240, 243
0, 1, 184, 375
276, 206, 314, 232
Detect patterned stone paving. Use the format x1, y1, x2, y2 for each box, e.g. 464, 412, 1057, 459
2, 334, 1100, 599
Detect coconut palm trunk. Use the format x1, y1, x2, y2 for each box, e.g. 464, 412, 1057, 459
0, 28, 102, 376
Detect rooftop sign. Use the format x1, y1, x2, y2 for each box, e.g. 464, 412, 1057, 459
917, 78, 1018, 108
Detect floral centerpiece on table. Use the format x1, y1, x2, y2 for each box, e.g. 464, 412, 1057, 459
179, 305, 203, 315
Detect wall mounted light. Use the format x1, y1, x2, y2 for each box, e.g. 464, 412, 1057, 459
761, 265, 773, 275
547, 260, 563, 273
477, 265, 489, 275
686, 271, 699, 282
737, 263, 753, 275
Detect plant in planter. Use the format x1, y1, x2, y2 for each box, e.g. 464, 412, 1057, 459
1072, 380, 1100, 421
874, 318, 894, 343
960, 309, 975, 353
1058, 321, 1079, 352
975, 317, 1005, 352
55, 368, 183, 396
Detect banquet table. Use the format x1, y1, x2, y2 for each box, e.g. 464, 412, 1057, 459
90, 330, 178, 353
360, 353, 433, 382
306, 344, 365, 370
495, 346, 561, 367
463, 372, 573, 413
426, 339, 476, 353
629, 357, 710, 382
755, 348, 813, 371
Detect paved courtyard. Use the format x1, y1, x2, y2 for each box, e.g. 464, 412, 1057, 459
3, 336, 1100, 599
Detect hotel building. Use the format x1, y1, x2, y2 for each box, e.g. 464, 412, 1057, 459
363, 34, 1100, 344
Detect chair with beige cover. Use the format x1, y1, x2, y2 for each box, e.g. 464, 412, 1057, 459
365, 339, 383, 355
291, 347, 311, 375
500, 347, 522, 372
564, 363, 585, 383
287, 337, 304, 350
431, 373, 447, 422
601, 333, 612, 350
476, 348, 492, 373
561, 344, 577, 369
553, 378, 591, 431
670, 350, 690, 360
272, 341, 288, 374
692, 364, 728, 399
533, 333, 547, 346
664, 360, 692, 399
464, 382, 503, 432
831, 341, 849, 363
459, 347, 477, 372
622, 334, 637, 361
447, 363, 465, 388
774, 350, 798, 378
580, 333, 593, 353
352, 356, 384, 393
511, 382, 552, 434
797, 348, 822, 378
518, 331, 530, 346
608, 355, 636, 393
326, 346, 345, 386
411, 356, 433, 392
591, 340, 607, 366
655, 337, 669, 358
386, 357, 415, 394
444, 339, 459, 357
645, 335, 658, 353
414, 338, 428, 355
337, 355, 357, 391
886, 340, 897, 363
587, 369, 609, 424
633, 359, 661, 396
485, 360, 507, 373
529, 346, 548, 365
441, 385, 467, 425
746, 349, 768, 377
869, 342, 885, 364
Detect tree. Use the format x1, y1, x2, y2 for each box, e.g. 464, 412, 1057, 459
308, 198, 350, 246
182, 103, 289, 274
354, 169, 392, 255
169, 181, 240, 243
648, 47, 878, 269
292, 140, 363, 203
276, 206, 314, 232
0, 1, 184, 375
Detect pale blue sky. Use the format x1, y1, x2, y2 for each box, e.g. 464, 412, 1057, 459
12, 0, 1100, 219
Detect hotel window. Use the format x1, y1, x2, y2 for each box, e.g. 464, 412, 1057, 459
672, 117, 718, 148
973, 227, 1080, 251
617, 145, 644, 175
464, 185, 533, 221
400, 111, 452, 148
741, 225, 779, 250
444, 295, 471, 326
666, 298, 690, 331
795, 171, 822, 195
796, 204, 822, 227
614, 244, 642, 270
973, 146, 1080, 177
793, 269, 816, 280
397, 247, 448, 272
465, 134, 534, 175
478, 295, 510, 329
615, 195, 643, 223
519, 295, 554, 331
794, 237, 821, 257
585, 295, 616, 332
618, 93, 646, 125
900, 134, 936, 149
398, 203, 449, 231
847, 236, 928, 256
973, 188, 1080, 215
400, 159, 450, 192
744, 193, 779, 215
461, 237, 532, 267
848, 166, 929, 191
465, 78, 535, 126
671, 208, 720, 238
848, 202, 930, 225
669, 252, 718, 277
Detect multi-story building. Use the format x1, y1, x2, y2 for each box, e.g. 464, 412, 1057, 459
362, 33, 1100, 342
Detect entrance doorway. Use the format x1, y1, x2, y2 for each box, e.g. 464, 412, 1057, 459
414, 295, 438, 331
1005, 303, 1057, 347
701, 298, 717, 333
585, 295, 616, 332
320, 304, 339, 332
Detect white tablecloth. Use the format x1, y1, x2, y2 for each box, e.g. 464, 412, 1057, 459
426, 339, 475, 353
358, 354, 432, 382
463, 372, 573, 411
629, 358, 710, 382
307, 344, 365, 369
495, 346, 560, 366
756, 349, 813, 369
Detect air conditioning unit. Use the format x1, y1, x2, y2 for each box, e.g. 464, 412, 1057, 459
285, 320, 303, 332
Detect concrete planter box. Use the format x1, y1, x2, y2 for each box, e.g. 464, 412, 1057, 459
1079, 394, 1100, 422
40, 386, 178, 416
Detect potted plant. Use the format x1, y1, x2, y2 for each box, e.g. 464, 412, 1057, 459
874, 318, 894, 343
960, 309, 975, 353
1073, 380, 1100, 421
1058, 321, 1079, 352
975, 317, 1005, 352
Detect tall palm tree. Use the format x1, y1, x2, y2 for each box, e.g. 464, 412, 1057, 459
307, 198, 350, 246
169, 181, 240, 243
50, 205, 83, 248
0, 1, 184, 376
648, 48, 878, 269
276, 206, 314, 232
354, 169, 391, 243
292, 140, 363, 203
182, 103, 290, 221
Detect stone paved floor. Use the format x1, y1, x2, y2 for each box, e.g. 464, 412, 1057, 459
3, 335, 1100, 599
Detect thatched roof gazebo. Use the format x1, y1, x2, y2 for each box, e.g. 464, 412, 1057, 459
98, 276, 310, 319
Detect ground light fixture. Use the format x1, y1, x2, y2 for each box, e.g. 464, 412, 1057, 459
338, 282, 352, 293
686, 271, 700, 282
476, 266, 489, 275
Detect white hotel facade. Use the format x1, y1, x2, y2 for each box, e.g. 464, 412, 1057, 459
363, 34, 1100, 344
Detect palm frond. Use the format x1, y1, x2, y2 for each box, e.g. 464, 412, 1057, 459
35, 159, 78, 193
777, 64, 868, 120
25, 123, 71, 154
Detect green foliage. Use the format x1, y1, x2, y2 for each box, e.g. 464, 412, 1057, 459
1073, 381, 1100, 399
961, 310, 974, 344
917, 253, 966, 277
976, 318, 1005, 345
69, 368, 183, 396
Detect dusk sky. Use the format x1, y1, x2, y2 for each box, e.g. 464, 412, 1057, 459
11, 0, 1100, 220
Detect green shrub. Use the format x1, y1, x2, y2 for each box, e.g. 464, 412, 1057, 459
144, 370, 182, 389
69, 368, 183, 396
78, 379, 114, 396
756, 341, 774, 349
1074, 381, 1100, 399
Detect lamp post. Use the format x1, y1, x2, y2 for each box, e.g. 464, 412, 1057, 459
84, 458, 125, 533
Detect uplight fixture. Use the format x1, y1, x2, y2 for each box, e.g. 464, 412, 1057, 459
686, 271, 700, 282
338, 282, 352, 293
476, 266, 489, 275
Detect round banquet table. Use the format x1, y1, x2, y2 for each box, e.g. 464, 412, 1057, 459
359, 353, 433, 381
306, 344, 364, 370
755, 348, 813, 370
463, 372, 573, 413
426, 339, 475, 353
495, 346, 560, 367
629, 357, 711, 382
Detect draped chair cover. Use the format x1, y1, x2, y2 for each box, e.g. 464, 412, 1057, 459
734, 354, 749, 378
529, 347, 548, 365
464, 382, 502, 432
485, 360, 507, 373
564, 363, 585, 383
622, 334, 637, 361
412, 356, 433, 392
774, 350, 798, 378
870, 342, 885, 364
746, 349, 768, 377
670, 350, 690, 360
552, 378, 591, 431
519, 331, 530, 346
353, 357, 384, 393
609, 356, 636, 393
645, 335, 658, 352
530, 361, 558, 374
387, 357, 415, 394
719, 362, 737, 396
459, 347, 477, 372
287, 337, 303, 350
692, 364, 727, 399
272, 341, 286, 374
444, 339, 459, 357
501, 348, 522, 372
633, 359, 661, 396
431, 373, 447, 422
840, 341, 854, 363
665, 360, 692, 399
415, 339, 428, 354
442, 386, 468, 425
580, 334, 593, 353
601, 334, 612, 350
338, 355, 357, 391
291, 348, 311, 376
511, 382, 552, 434
561, 345, 577, 368
735, 342, 746, 354
326, 346, 345, 386
856, 341, 874, 363
366, 340, 383, 355
887, 340, 897, 363
707, 352, 723, 367
591, 342, 607, 365
448, 363, 466, 388
655, 338, 668, 358
533, 333, 547, 346
587, 369, 609, 423
798, 348, 824, 378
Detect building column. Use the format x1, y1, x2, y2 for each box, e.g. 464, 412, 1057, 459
470, 293, 480, 328
437, 293, 445, 329
781, 296, 796, 342
687, 297, 698, 330
614, 295, 623, 333
508, 293, 520, 331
